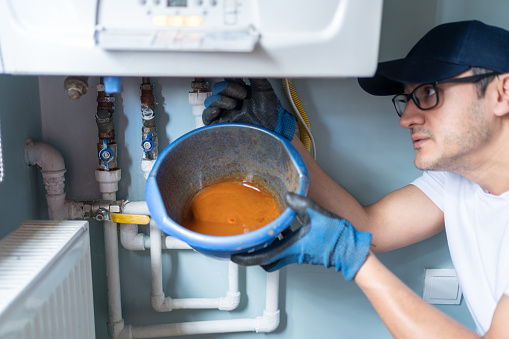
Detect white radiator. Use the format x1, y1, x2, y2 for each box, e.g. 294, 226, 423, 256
0, 220, 95, 339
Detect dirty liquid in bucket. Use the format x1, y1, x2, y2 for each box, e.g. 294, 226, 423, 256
181, 180, 282, 236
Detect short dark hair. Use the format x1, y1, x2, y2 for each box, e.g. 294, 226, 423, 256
471, 67, 498, 97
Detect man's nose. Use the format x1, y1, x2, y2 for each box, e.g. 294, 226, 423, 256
399, 101, 425, 129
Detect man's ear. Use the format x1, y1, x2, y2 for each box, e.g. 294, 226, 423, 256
493, 73, 509, 117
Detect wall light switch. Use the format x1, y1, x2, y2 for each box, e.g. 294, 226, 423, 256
423, 269, 462, 305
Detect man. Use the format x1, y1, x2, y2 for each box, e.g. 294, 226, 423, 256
202, 20, 509, 338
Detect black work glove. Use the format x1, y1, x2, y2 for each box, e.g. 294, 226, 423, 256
203, 78, 296, 140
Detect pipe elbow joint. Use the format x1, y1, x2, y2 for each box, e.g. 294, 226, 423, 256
120, 224, 146, 251
25, 138, 69, 219
25, 138, 66, 173
108, 319, 126, 339
218, 291, 241, 311
151, 293, 172, 312
116, 324, 132, 339
256, 310, 280, 333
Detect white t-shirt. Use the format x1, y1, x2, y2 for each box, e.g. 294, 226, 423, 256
412, 171, 509, 335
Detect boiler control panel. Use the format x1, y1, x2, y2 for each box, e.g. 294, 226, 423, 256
97, 0, 259, 52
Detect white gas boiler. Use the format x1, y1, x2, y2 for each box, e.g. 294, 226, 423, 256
0, 0, 383, 77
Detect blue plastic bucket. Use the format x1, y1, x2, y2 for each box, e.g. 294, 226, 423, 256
145, 123, 309, 259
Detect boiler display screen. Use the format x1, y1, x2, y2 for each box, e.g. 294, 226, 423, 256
167, 0, 187, 6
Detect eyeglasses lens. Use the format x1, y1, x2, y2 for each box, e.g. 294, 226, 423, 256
414, 84, 438, 110
393, 83, 439, 117
393, 96, 407, 117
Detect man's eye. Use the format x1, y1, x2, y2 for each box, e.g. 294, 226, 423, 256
421, 85, 436, 97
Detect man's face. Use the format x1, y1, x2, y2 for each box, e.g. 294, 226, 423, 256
398, 72, 494, 173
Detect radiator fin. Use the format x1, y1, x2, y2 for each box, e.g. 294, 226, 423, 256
0, 220, 95, 339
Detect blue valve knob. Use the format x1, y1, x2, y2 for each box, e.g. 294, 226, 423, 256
142, 132, 154, 157
99, 139, 114, 171
104, 77, 121, 94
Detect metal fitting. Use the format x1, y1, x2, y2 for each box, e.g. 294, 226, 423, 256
96, 208, 110, 221
191, 78, 210, 93
141, 105, 155, 121
64, 76, 89, 100
80, 200, 124, 220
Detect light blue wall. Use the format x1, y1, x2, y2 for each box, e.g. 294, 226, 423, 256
0, 75, 43, 240
437, 0, 509, 29
4, 0, 509, 338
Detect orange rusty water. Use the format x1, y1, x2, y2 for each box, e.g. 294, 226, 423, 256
181, 181, 282, 236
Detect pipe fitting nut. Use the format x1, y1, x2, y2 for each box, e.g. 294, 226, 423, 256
64, 77, 89, 100
96, 208, 110, 221
96, 109, 113, 124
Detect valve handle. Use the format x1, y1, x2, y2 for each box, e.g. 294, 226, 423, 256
110, 213, 150, 225
142, 132, 154, 157
99, 139, 114, 171
95, 209, 150, 225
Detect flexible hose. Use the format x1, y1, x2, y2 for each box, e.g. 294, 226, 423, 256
283, 79, 310, 150
283, 79, 316, 159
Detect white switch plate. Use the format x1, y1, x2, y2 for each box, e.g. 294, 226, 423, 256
423, 269, 462, 305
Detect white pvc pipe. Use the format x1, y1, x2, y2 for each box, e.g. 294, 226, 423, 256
150, 219, 169, 311
120, 201, 192, 250
141, 159, 156, 181
105, 218, 124, 325
188, 92, 211, 129
163, 236, 191, 250
130, 318, 260, 338
221, 262, 240, 311
123, 270, 280, 338
25, 138, 65, 173
97, 169, 125, 338
265, 271, 280, 314
96, 169, 121, 201
260, 271, 281, 333
149, 220, 240, 312
24, 140, 101, 221
123, 201, 149, 215
121, 201, 191, 250
25, 138, 67, 220
119, 221, 191, 251
120, 224, 146, 251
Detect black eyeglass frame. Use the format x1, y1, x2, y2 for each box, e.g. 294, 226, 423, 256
392, 72, 500, 117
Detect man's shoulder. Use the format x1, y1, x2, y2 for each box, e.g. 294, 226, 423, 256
418, 171, 475, 188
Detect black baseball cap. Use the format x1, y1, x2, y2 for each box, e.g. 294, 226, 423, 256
358, 20, 509, 96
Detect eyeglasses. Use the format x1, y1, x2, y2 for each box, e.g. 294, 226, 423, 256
392, 72, 500, 117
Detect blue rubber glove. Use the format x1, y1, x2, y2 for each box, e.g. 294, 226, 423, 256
232, 193, 372, 281
202, 78, 296, 141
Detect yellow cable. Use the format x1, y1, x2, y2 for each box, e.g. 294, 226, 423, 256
283, 79, 311, 152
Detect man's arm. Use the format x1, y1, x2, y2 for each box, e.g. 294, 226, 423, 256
485, 294, 509, 338
291, 137, 445, 252
355, 252, 508, 339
